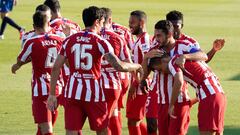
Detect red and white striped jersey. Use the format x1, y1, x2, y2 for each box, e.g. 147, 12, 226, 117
169, 55, 224, 100
50, 17, 81, 35
21, 28, 65, 48
112, 22, 135, 50
150, 40, 200, 104
18, 33, 64, 98
59, 30, 114, 102
170, 40, 200, 57
132, 32, 151, 64
179, 33, 200, 48
132, 32, 152, 95
100, 29, 130, 90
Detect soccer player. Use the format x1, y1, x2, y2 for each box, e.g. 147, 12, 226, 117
100, 7, 131, 135
166, 10, 224, 62
126, 10, 151, 135
21, 4, 66, 46
112, 22, 135, 50
11, 11, 64, 135
142, 20, 211, 135
44, 0, 81, 97
47, 6, 143, 135
44, 0, 81, 35
0, 0, 24, 39
149, 54, 226, 135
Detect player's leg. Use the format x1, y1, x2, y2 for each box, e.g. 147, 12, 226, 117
109, 108, 122, 135
168, 102, 191, 135
126, 94, 148, 135
145, 90, 158, 135
38, 122, 53, 135
157, 104, 169, 135
0, 12, 8, 38
146, 118, 157, 135
65, 100, 86, 135
84, 101, 108, 135
198, 93, 226, 135
32, 97, 54, 135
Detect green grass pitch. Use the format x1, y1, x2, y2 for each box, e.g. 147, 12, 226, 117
0, 0, 240, 134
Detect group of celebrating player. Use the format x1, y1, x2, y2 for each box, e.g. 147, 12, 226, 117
11, 0, 226, 135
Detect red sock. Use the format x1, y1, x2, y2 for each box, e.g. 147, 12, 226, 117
36, 127, 42, 135
52, 110, 58, 126
44, 133, 53, 135
109, 116, 121, 135
139, 122, 147, 135
118, 111, 122, 128
128, 125, 141, 135
78, 131, 82, 135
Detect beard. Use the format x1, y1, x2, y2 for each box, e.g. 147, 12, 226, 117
131, 25, 141, 35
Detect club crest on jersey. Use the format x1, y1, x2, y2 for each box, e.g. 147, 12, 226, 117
76, 36, 90, 43
41, 40, 58, 46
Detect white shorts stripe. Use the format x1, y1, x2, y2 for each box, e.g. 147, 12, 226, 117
204, 78, 216, 95
94, 79, 100, 102
75, 79, 83, 100
85, 80, 91, 102
40, 77, 48, 96
68, 76, 75, 98
33, 81, 38, 97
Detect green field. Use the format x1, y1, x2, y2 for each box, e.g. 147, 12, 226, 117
0, 0, 240, 134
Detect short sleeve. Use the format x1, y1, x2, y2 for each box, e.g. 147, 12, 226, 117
18, 41, 33, 62
98, 38, 114, 55
59, 38, 69, 57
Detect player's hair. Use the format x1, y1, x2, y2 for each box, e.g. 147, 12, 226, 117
148, 53, 169, 70
130, 10, 147, 22
154, 20, 173, 35
166, 10, 183, 21
33, 11, 48, 28
82, 6, 105, 27
44, 0, 61, 13
35, 4, 50, 12
101, 7, 112, 25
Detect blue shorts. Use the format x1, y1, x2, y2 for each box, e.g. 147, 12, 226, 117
0, 0, 14, 12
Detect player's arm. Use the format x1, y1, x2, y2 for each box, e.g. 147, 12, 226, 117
205, 39, 225, 63
11, 59, 25, 74
176, 50, 208, 69
104, 52, 143, 73
47, 54, 66, 112
169, 71, 184, 119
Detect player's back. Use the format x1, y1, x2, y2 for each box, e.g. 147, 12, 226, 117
50, 17, 81, 34
61, 30, 113, 79
101, 29, 129, 69
112, 22, 134, 49
19, 34, 63, 77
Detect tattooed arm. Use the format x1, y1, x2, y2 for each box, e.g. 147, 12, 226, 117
104, 52, 143, 73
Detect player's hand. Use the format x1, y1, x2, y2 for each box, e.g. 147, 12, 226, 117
144, 49, 164, 59
136, 65, 144, 81
11, 64, 20, 74
175, 55, 186, 69
168, 105, 177, 119
62, 24, 71, 37
47, 95, 58, 112
140, 80, 149, 94
212, 39, 225, 52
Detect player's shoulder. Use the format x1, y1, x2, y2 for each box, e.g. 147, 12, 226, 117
180, 34, 198, 44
